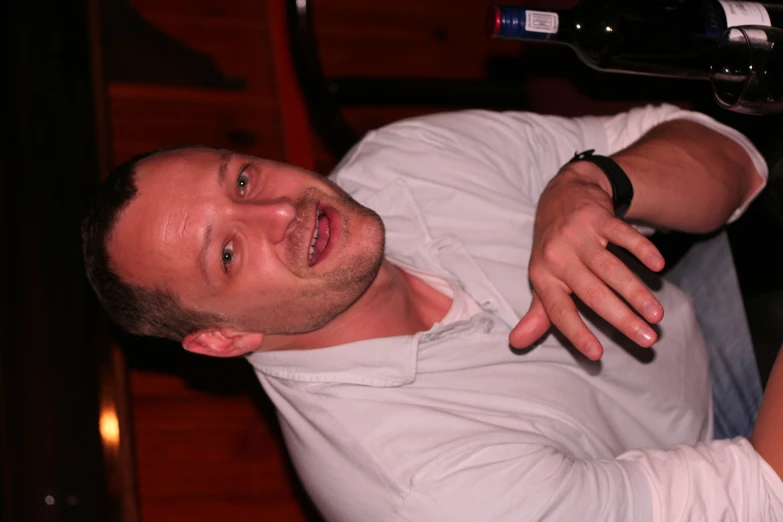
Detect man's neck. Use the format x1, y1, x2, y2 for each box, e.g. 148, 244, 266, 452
263, 260, 452, 352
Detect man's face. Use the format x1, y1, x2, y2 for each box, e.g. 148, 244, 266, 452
108, 148, 384, 337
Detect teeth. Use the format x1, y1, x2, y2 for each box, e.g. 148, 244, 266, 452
309, 211, 322, 264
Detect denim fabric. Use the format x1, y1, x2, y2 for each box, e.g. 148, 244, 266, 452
664, 230, 762, 439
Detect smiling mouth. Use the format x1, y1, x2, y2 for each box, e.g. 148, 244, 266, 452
309, 207, 331, 266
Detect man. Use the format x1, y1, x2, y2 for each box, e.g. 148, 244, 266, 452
82, 104, 783, 520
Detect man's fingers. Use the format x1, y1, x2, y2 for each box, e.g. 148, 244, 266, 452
534, 280, 604, 360
566, 266, 658, 349
510, 293, 551, 349
604, 218, 666, 273
583, 248, 664, 325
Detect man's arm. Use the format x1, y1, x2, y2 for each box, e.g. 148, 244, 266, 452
752, 345, 783, 481
614, 119, 763, 232
510, 118, 764, 359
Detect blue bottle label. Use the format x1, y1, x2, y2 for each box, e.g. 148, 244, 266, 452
495, 7, 560, 41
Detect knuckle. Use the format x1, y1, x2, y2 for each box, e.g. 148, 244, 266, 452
633, 289, 654, 308
606, 217, 630, 236
611, 267, 636, 291
562, 217, 587, 240
582, 285, 605, 309
545, 302, 568, 325
617, 275, 637, 294
619, 315, 641, 334
592, 253, 616, 276
540, 241, 564, 266
571, 203, 597, 222
528, 265, 547, 287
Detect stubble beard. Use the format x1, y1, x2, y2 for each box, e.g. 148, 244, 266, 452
262, 188, 385, 335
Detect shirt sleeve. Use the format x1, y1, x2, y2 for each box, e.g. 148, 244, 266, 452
334, 105, 766, 223
621, 437, 783, 522
393, 437, 783, 522
332, 109, 611, 208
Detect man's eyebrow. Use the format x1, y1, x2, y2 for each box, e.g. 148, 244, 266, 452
199, 151, 231, 290
199, 224, 214, 290
218, 151, 232, 186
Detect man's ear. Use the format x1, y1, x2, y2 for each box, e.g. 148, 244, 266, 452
182, 327, 264, 358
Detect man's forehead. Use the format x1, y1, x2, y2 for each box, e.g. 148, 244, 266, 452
109, 148, 229, 286
136, 147, 229, 176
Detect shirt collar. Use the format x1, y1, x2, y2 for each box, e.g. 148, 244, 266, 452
246, 333, 420, 387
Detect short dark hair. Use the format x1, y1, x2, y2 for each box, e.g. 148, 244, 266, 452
81, 147, 226, 341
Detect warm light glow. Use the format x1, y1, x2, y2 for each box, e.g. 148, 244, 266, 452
576, 24, 581, 29
99, 408, 120, 449
606, 26, 613, 32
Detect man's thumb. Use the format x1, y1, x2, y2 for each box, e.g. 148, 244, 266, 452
509, 293, 550, 349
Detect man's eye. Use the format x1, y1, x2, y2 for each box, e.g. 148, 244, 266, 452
221, 242, 234, 270
237, 168, 250, 196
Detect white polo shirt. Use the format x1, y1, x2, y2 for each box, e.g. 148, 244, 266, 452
247, 105, 782, 521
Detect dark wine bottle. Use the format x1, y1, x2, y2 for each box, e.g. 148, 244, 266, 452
487, 1, 783, 79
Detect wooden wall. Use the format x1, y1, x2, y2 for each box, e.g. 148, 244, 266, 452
102, 1, 683, 521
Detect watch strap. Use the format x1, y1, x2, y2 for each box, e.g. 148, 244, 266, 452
567, 149, 634, 218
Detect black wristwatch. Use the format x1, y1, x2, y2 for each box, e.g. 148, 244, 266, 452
566, 149, 634, 219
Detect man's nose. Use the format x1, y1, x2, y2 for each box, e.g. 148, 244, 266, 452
241, 198, 297, 244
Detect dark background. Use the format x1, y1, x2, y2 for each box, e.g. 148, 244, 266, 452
2, 1, 781, 521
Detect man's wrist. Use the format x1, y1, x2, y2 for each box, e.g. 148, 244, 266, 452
563, 150, 634, 218
558, 161, 614, 200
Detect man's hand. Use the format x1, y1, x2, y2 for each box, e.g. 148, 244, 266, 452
509, 163, 666, 360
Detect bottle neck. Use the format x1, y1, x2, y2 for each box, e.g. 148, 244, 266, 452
488, 6, 568, 41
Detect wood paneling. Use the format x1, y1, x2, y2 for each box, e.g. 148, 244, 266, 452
123, 0, 267, 19
142, 498, 308, 522
125, 362, 314, 521
120, 14, 278, 95
109, 84, 283, 163
313, 0, 525, 78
